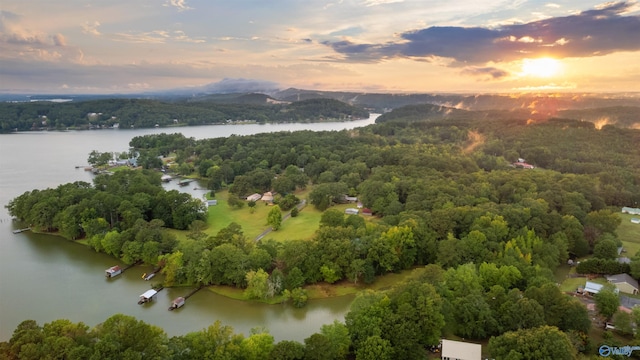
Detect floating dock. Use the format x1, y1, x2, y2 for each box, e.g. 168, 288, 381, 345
12, 228, 31, 234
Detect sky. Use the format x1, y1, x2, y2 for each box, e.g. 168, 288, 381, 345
1, 0, 640, 94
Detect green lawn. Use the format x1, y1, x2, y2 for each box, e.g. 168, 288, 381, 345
261, 207, 323, 241
558, 277, 586, 292
199, 188, 375, 242
618, 213, 640, 257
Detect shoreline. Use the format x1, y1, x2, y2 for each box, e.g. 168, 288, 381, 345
26, 228, 379, 304
1, 116, 372, 134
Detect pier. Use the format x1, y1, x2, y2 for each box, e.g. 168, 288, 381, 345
141, 265, 163, 281
12, 228, 31, 234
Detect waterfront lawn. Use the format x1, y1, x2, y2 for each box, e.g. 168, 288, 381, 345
618, 213, 640, 257
207, 268, 416, 303
203, 187, 368, 242
261, 208, 322, 241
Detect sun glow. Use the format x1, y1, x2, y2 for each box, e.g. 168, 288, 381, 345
521, 58, 562, 78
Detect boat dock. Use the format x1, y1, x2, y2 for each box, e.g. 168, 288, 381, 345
138, 286, 164, 305
141, 266, 163, 281
12, 228, 31, 234
167, 286, 203, 311
105, 261, 140, 279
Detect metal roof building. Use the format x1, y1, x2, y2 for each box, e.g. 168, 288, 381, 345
441, 339, 481, 360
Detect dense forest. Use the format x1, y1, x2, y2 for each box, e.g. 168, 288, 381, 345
5, 102, 640, 358
0, 97, 369, 132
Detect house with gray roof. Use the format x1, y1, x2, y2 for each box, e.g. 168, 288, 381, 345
606, 273, 639, 295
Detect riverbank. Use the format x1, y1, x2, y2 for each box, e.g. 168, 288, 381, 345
206, 269, 413, 304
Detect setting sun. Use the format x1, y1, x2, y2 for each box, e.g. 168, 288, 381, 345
521, 58, 562, 78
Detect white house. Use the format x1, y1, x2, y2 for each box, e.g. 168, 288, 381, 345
441, 339, 481, 360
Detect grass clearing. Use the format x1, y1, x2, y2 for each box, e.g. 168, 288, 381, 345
262, 208, 322, 241
197, 187, 373, 242
203, 189, 325, 241
618, 213, 640, 256
559, 277, 586, 292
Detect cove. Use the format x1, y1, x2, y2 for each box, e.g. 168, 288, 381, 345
0, 115, 377, 341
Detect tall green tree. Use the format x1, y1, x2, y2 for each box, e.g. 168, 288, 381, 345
245, 269, 270, 300
594, 288, 620, 319
268, 205, 283, 231
488, 326, 576, 360
90, 314, 169, 359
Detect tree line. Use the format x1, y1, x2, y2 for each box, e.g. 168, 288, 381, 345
0, 98, 369, 132
6, 170, 207, 265
1, 262, 604, 359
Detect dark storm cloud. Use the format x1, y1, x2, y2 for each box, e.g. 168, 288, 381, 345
324, 1, 640, 63
461, 66, 509, 79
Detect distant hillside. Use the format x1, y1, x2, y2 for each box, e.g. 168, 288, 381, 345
273, 89, 640, 115
0, 97, 368, 132
185, 93, 289, 105
558, 106, 640, 129
375, 103, 640, 129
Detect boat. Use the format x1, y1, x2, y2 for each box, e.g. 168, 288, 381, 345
138, 289, 158, 304
168, 297, 185, 311
161, 174, 172, 182
178, 179, 193, 186
144, 273, 155, 281
105, 265, 122, 278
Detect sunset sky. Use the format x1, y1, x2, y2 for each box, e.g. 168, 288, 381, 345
1, 0, 639, 94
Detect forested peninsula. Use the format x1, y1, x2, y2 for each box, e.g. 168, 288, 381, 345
0, 97, 369, 132
4, 103, 640, 359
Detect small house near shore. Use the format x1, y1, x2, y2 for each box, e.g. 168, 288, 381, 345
345, 208, 359, 215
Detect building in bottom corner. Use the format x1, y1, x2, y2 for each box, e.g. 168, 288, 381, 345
441, 339, 481, 360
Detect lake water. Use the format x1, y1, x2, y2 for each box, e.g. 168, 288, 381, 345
0, 115, 378, 342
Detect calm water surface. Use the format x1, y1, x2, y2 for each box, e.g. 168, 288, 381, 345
0, 116, 377, 341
